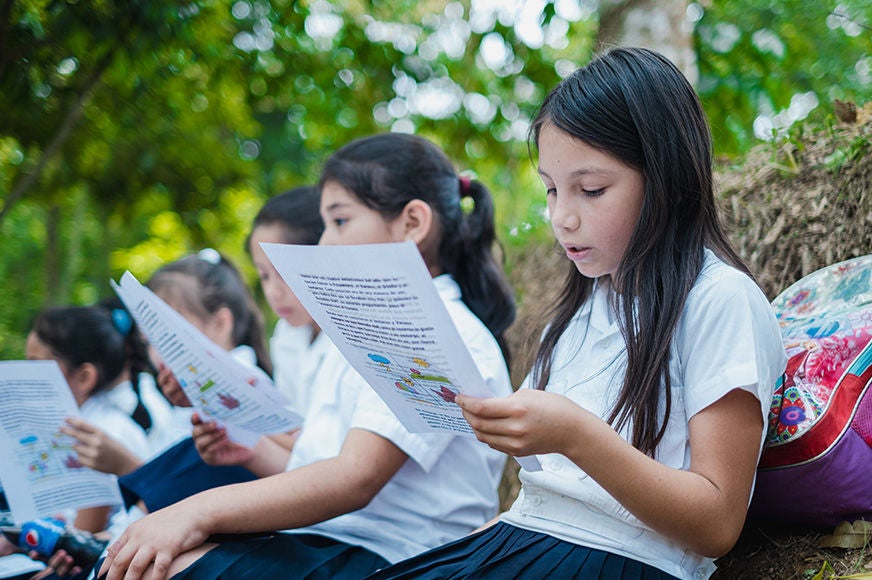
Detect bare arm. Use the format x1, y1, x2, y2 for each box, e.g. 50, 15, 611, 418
73, 506, 112, 534
458, 387, 763, 557
99, 428, 408, 580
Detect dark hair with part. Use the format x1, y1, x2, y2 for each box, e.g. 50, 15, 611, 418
529, 47, 751, 455
31, 303, 154, 431
320, 133, 516, 362
245, 185, 324, 251
147, 251, 272, 376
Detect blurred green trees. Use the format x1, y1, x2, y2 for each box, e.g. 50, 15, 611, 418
1, 0, 869, 358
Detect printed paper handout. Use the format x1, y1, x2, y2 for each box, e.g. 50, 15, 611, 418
0, 554, 45, 579
112, 272, 302, 445
261, 241, 541, 471
0, 361, 123, 524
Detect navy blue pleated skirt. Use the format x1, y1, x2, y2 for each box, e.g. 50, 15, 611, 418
171, 532, 389, 579
118, 437, 257, 512
365, 522, 679, 580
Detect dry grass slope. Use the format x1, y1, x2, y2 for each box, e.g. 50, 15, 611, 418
499, 111, 872, 578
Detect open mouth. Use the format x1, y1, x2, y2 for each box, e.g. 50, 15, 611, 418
563, 245, 591, 260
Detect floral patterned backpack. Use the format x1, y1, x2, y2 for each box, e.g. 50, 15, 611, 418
749, 254, 872, 528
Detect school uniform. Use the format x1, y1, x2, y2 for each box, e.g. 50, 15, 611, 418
174, 274, 512, 579
370, 250, 788, 580
64, 390, 149, 528
270, 320, 330, 418
102, 374, 187, 460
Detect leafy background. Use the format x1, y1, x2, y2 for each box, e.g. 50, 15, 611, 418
1, 0, 870, 361
2, 2, 871, 577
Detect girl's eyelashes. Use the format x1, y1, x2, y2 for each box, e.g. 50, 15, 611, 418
544, 185, 605, 197
333, 217, 347, 227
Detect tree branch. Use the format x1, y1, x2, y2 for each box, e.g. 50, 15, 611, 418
0, 0, 16, 79
0, 48, 114, 226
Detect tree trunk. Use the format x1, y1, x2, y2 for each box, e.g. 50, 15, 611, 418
597, 0, 698, 86
46, 205, 61, 305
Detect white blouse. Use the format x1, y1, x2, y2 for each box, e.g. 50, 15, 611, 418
501, 250, 788, 579
283, 275, 512, 563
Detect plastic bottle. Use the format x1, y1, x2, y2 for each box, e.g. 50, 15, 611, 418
0, 517, 108, 570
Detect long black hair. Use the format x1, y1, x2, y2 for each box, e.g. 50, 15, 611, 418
147, 251, 273, 376
245, 185, 324, 250
529, 47, 750, 455
320, 133, 516, 362
31, 303, 154, 431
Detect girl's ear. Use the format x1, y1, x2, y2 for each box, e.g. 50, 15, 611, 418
68, 362, 99, 405
206, 306, 236, 351
397, 199, 434, 245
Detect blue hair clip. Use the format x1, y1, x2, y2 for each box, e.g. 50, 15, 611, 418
111, 308, 133, 337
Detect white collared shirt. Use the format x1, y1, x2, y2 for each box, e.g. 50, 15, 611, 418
283, 274, 512, 563
501, 250, 787, 580
270, 321, 330, 418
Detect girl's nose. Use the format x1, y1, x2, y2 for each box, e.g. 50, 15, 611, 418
318, 230, 334, 246
549, 196, 580, 231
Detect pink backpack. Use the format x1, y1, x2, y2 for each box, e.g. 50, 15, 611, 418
749, 254, 872, 528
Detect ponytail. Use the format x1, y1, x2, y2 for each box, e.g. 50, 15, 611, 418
32, 304, 154, 432
102, 299, 155, 432
320, 133, 516, 362
442, 179, 516, 363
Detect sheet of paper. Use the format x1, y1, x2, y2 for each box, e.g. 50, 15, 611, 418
0, 554, 45, 579
261, 241, 542, 472
0, 361, 123, 524
263, 241, 491, 433
112, 272, 302, 446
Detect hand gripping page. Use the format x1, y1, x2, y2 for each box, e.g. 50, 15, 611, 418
260, 241, 541, 472
112, 272, 302, 447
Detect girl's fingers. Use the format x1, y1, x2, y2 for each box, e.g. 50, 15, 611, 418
100, 536, 126, 580
194, 431, 224, 450
148, 552, 174, 580
191, 420, 221, 438
59, 422, 91, 442
455, 394, 514, 419
72, 443, 96, 460
124, 547, 157, 580
64, 416, 95, 432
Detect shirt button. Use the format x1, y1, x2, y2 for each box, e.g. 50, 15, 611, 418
529, 495, 542, 506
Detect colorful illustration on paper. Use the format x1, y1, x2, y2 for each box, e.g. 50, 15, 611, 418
16, 431, 82, 484
366, 352, 463, 409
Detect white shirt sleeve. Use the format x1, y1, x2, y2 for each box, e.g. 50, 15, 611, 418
350, 384, 454, 472
678, 264, 787, 421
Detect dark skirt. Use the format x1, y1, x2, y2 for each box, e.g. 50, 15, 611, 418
118, 437, 257, 512
365, 522, 679, 580
172, 532, 389, 580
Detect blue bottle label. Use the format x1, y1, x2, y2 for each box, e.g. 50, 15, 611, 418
19, 518, 64, 555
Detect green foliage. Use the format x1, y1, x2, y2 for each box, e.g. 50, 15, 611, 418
824, 135, 870, 173
0, 0, 869, 358
697, 0, 871, 155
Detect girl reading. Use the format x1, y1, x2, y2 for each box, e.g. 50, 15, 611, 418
368, 47, 788, 580
98, 133, 516, 580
